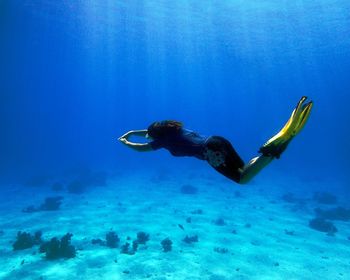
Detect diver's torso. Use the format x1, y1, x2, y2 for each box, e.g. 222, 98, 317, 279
162, 128, 208, 159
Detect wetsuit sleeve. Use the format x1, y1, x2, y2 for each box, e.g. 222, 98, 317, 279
150, 140, 162, 150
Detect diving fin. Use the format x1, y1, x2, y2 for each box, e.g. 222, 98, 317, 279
259, 96, 313, 159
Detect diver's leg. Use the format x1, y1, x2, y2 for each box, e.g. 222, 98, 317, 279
238, 155, 274, 184
205, 136, 273, 184
204, 136, 245, 183
259, 96, 313, 158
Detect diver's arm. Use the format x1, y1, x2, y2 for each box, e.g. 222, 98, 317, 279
119, 138, 153, 152
128, 129, 148, 137
119, 129, 148, 140
118, 129, 152, 152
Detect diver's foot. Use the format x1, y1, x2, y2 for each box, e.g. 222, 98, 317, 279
259, 96, 313, 159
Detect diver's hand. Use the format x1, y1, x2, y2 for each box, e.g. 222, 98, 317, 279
119, 131, 134, 140
118, 137, 129, 145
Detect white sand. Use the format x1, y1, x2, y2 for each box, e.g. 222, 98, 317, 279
0, 169, 349, 280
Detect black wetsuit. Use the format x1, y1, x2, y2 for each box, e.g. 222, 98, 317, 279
150, 128, 245, 183
150, 128, 207, 159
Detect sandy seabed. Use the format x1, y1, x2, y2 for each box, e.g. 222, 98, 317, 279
0, 169, 349, 280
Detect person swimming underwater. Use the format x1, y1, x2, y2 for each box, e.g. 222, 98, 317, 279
118, 96, 313, 184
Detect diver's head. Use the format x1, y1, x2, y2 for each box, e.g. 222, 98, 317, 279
147, 120, 183, 139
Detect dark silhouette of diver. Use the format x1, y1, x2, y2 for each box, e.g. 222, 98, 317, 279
119, 96, 313, 184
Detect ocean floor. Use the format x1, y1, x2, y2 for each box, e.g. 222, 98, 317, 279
0, 168, 349, 280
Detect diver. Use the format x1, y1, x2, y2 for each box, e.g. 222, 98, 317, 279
118, 96, 313, 184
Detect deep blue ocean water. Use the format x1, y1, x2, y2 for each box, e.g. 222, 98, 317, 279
1, 0, 349, 182
0, 1, 349, 279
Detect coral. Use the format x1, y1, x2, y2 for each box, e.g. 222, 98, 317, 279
213, 218, 226, 226
309, 218, 337, 234
136, 232, 150, 245
40, 196, 63, 211
119, 238, 139, 255
92, 232, 120, 248
284, 230, 295, 236
250, 240, 261, 246
214, 247, 228, 254
106, 231, 120, 248
91, 238, 105, 246
67, 180, 86, 194
161, 238, 172, 252
13, 231, 42, 250
34, 231, 42, 242
39, 233, 76, 260
132, 240, 139, 252
23, 196, 63, 212
190, 209, 203, 215
313, 192, 337, 204
120, 242, 135, 255
180, 184, 198, 195
315, 207, 350, 221
183, 235, 198, 244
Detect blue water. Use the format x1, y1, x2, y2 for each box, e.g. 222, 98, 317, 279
0, 1, 349, 279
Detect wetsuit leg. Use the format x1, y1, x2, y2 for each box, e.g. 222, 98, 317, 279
205, 136, 244, 183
